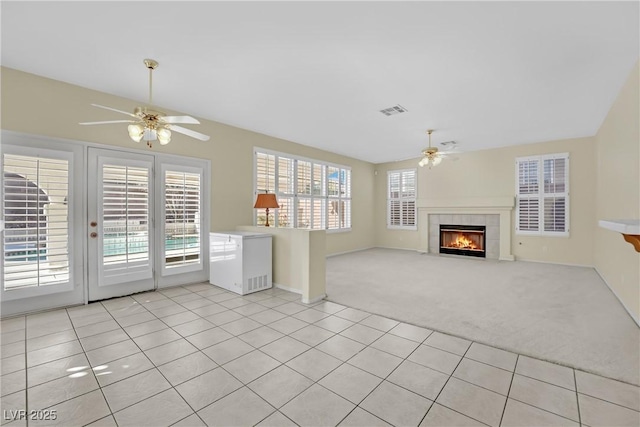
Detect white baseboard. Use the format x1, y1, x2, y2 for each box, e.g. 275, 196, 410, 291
273, 283, 325, 304
326, 246, 376, 258
514, 257, 595, 269
273, 283, 302, 295
595, 268, 640, 328
375, 246, 421, 252
303, 294, 326, 304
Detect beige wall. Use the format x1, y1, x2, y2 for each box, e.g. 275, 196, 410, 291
238, 226, 327, 303
374, 136, 597, 266
1, 67, 375, 256
594, 61, 640, 323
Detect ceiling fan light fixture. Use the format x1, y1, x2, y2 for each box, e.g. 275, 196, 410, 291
128, 124, 144, 142
158, 128, 171, 145
143, 128, 157, 141
82, 59, 210, 147
418, 129, 445, 168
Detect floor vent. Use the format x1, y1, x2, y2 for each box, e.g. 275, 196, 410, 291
379, 104, 408, 116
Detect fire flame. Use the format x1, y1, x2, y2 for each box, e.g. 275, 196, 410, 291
449, 233, 478, 249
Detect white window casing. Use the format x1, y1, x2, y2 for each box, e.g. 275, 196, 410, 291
160, 164, 205, 276
254, 148, 351, 231
1, 146, 75, 299
387, 169, 417, 230
516, 153, 569, 237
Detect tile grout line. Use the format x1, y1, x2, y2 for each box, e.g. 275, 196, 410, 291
97, 292, 213, 423
109, 289, 228, 421
574, 368, 583, 427
160, 287, 307, 423
506, 396, 583, 425
322, 297, 640, 390
68, 304, 116, 424
11, 286, 640, 427
335, 325, 434, 427
498, 354, 518, 426
23, 309, 114, 425
75, 298, 183, 422
168, 289, 314, 424
18, 288, 289, 426
415, 341, 492, 427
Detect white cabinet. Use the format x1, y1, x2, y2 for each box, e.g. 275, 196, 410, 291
209, 231, 272, 295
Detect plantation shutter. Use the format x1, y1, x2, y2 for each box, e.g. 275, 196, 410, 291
254, 149, 351, 230
516, 154, 569, 235
543, 156, 568, 233
164, 170, 201, 269
2, 153, 70, 290
387, 169, 416, 229
516, 159, 540, 232
101, 163, 152, 283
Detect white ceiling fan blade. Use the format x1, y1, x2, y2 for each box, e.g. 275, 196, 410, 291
80, 120, 137, 125
161, 115, 200, 124
91, 103, 138, 118
168, 125, 210, 141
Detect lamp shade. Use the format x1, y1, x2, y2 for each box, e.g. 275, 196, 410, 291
254, 193, 279, 209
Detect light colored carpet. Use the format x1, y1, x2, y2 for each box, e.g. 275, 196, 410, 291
326, 248, 640, 385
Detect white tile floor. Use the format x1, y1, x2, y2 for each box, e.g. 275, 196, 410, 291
1, 283, 639, 427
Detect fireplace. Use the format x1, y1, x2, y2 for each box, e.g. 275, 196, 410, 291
439, 224, 486, 258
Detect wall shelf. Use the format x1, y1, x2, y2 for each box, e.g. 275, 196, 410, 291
599, 220, 640, 252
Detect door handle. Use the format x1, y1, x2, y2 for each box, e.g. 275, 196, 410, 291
90, 221, 97, 227
90, 232, 98, 238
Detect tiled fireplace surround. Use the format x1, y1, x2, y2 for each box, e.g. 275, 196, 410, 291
416, 198, 515, 261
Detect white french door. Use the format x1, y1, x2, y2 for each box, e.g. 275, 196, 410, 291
87, 148, 155, 301
1, 133, 209, 315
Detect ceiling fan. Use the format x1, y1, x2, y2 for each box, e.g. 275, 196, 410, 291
418, 129, 458, 168
80, 59, 210, 148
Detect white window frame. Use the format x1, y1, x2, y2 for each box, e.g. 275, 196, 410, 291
1, 144, 78, 301
253, 148, 351, 232
515, 153, 570, 237
387, 169, 417, 230
159, 163, 205, 276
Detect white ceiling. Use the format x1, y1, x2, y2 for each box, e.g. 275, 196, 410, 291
1, 1, 638, 164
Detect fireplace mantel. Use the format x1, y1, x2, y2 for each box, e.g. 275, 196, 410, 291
417, 197, 515, 261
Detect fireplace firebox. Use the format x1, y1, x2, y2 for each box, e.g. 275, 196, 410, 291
439, 224, 486, 258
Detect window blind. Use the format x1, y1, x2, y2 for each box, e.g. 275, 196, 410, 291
165, 170, 201, 268
387, 169, 417, 229
102, 164, 150, 278
3, 154, 70, 290
516, 154, 569, 236
254, 149, 351, 230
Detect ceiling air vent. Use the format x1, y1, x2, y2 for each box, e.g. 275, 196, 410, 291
379, 105, 408, 116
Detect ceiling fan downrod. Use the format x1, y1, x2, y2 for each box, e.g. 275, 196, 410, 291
144, 58, 158, 106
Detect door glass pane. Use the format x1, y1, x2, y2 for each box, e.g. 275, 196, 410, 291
165, 170, 201, 268
102, 165, 149, 267
3, 154, 70, 290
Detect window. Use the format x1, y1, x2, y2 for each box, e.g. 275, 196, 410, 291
254, 149, 351, 230
102, 164, 150, 272
2, 152, 71, 291
164, 169, 201, 269
516, 153, 569, 236
161, 165, 204, 275
387, 169, 417, 229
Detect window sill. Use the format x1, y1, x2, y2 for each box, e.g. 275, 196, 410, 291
387, 226, 418, 231
515, 231, 569, 238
